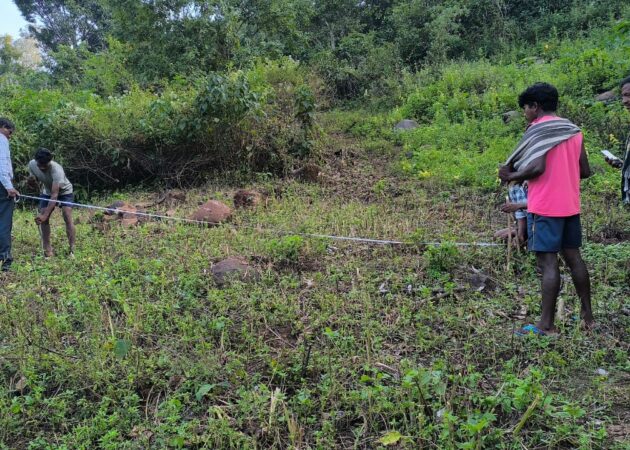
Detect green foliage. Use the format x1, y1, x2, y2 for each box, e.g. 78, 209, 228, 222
265, 235, 305, 264
400, 27, 630, 190
424, 242, 461, 277
0, 60, 319, 189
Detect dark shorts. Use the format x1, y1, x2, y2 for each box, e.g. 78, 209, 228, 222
39, 193, 75, 210
527, 213, 582, 253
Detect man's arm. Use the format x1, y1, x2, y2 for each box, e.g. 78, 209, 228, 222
498, 154, 546, 184
579, 142, 591, 179
35, 182, 60, 224
500, 202, 527, 213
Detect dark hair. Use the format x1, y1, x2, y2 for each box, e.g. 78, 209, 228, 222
0, 118, 15, 130
620, 75, 630, 89
518, 82, 559, 111
35, 148, 53, 164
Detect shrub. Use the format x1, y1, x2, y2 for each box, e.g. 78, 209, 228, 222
0, 59, 322, 190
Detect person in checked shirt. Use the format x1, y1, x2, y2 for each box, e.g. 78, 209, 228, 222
0, 118, 19, 272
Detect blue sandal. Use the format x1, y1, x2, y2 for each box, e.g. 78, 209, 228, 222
515, 324, 550, 336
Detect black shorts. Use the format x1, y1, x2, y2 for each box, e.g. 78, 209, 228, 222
527, 213, 582, 253
39, 193, 75, 210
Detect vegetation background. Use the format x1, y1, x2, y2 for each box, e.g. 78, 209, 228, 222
0, 1, 629, 448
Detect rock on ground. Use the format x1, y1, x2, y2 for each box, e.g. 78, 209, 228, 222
233, 189, 264, 209
394, 119, 419, 131
292, 164, 322, 182
502, 110, 520, 124
211, 257, 260, 285
595, 90, 617, 102
191, 200, 232, 225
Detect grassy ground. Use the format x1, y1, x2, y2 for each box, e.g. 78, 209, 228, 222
0, 111, 629, 449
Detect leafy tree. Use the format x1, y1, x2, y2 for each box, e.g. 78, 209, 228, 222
0, 35, 22, 75
13, 0, 112, 52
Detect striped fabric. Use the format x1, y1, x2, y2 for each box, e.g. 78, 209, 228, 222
505, 118, 581, 171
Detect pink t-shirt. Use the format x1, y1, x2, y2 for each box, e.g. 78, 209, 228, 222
527, 116, 583, 217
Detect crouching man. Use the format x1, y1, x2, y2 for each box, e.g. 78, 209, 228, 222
28, 148, 76, 257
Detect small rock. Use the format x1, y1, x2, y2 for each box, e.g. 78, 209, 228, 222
378, 282, 389, 294
292, 164, 322, 182
595, 368, 609, 377
233, 189, 263, 209
211, 257, 260, 286
502, 110, 520, 124
14, 375, 27, 393
594, 90, 617, 102
105, 201, 136, 216
191, 200, 232, 225
394, 119, 419, 131
121, 212, 139, 227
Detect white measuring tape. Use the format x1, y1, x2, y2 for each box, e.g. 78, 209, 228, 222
16, 193, 500, 247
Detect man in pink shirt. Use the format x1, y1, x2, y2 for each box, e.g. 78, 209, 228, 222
499, 83, 594, 335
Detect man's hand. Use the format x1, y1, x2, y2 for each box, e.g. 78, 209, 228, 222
500, 202, 521, 213
498, 165, 514, 183
6, 188, 19, 198
605, 156, 623, 169
35, 214, 48, 225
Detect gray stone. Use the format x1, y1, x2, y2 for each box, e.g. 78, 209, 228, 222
502, 111, 520, 124
595, 90, 617, 102
394, 119, 419, 131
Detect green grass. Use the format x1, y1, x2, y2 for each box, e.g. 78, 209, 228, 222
1, 117, 628, 448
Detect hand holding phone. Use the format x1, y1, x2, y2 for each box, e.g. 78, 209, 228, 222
601, 150, 623, 168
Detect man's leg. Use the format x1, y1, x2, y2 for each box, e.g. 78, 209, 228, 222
61, 206, 75, 254
561, 248, 594, 327
39, 208, 53, 257
536, 252, 561, 332
516, 218, 527, 246
0, 195, 14, 271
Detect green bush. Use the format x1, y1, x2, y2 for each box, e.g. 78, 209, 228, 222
0, 59, 321, 190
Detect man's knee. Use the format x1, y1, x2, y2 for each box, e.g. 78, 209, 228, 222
561, 248, 584, 268
62, 208, 73, 223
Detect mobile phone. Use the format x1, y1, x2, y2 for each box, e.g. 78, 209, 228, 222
601, 150, 622, 163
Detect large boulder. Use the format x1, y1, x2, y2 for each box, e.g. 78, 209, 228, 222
191, 200, 232, 225
211, 257, 260, 285
233, 189, 264, 209
394, 119, 419, 131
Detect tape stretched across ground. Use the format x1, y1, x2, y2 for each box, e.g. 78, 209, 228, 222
16, 194, 500, 247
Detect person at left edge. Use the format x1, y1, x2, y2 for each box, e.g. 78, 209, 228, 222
0, 118, 19, 272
